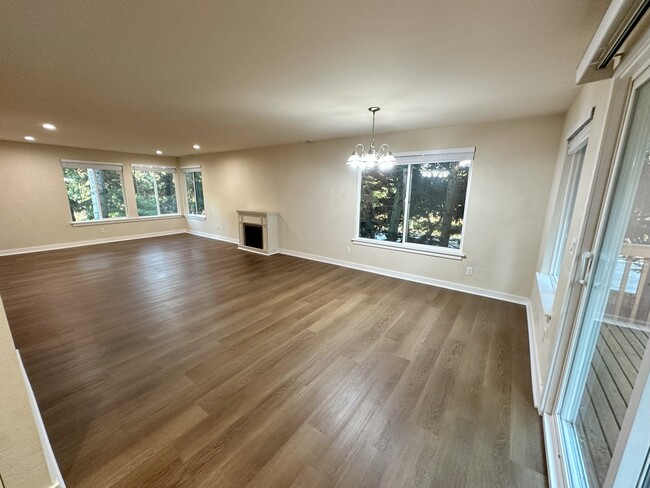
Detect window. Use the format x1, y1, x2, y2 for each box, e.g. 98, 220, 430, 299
182, 168, 205, 215
62, 160, 126, 222
546, 128, 589, 286
356, 148, 475, 256
132, 165, 178, 216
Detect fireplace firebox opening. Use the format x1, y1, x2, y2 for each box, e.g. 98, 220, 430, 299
243, 223, 264, 250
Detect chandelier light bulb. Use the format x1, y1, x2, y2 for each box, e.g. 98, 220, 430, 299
347, 152, 362, 165
362, 151, 378, 164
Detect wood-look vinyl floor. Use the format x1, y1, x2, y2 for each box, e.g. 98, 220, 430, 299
0, 234, 546, 487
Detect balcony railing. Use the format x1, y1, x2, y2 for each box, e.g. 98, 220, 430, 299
604, 243, 650, 326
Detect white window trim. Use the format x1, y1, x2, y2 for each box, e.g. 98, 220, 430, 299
353, 147, 475, 259
61, 159, 129, 222
351, 237, 465, 260
70, 214, 183, 226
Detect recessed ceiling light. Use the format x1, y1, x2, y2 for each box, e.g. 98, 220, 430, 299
24, 136, 35, 141
42, 123, 56, 130
155, 150, 163, 155
193, 144, 201, 150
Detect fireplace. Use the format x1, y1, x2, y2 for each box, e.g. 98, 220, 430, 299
236, 210, 279, 255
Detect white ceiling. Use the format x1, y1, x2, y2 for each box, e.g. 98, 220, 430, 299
0, 0, 609, 157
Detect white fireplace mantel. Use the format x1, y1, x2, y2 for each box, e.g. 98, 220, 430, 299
236, 210, 279, 255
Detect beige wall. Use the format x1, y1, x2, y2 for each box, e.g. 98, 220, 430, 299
0, 116, 564, 298
182, 115, 563, 298
0, 141, 187, 251
529, 79, 616, 399
0, 296, 52, 488
181, 151, 277, 241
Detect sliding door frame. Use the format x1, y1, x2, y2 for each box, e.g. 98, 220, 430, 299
540, 77, 631, 416
546, 28, 650, 488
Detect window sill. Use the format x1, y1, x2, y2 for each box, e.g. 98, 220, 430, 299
535, 272, 556, 320
70, 214, 183, 226
351, 238, 465, 260
184, 214, 206, 221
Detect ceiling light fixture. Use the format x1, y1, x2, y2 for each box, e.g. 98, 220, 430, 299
346, 107, 396, 170
24, 136, 35, 142
155, 150, 163, 155
42, 123, 56, 130
193, 144, 200, 150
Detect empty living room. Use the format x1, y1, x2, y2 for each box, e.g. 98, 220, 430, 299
2, 1, 650, 487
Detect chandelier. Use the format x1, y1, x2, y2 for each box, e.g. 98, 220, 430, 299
346, 107, 396, 170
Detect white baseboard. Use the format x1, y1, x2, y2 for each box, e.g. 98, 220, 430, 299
277, 247, 527, 305
525, 299, 543, 411
16, 350, 66, 488
543, 413, 566, 488
185, 229, 239, 244
0, 229, 186, 256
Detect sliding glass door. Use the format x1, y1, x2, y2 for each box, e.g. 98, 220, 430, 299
557, 76, 650, 487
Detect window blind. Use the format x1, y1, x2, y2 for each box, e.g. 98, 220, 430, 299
394, 147, 476, 165
61, 160, 123, 172
180, 165, 201, 172
132, 164, 177, 173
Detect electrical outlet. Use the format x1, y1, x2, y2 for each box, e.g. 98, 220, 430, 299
345, 246, 351, 254
100, 227, 105, 234
465, 266, 473, 276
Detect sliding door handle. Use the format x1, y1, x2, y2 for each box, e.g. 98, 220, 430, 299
578, 251, 593, 286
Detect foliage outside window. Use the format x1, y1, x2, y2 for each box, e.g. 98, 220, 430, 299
358, 149, 473, 253
183, 169, 205, 215
62, 161, 126, 222
132, 166, 178, 216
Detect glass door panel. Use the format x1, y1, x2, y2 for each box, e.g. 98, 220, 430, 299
560, 78, 650, 487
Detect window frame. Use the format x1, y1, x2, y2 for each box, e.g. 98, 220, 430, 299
544, 123, 591, 289
61, 159, 128, 223
131, 164, 180, 218
548, 145, 587, 286
352, 147, 475, 260
180, 166, 206, 220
